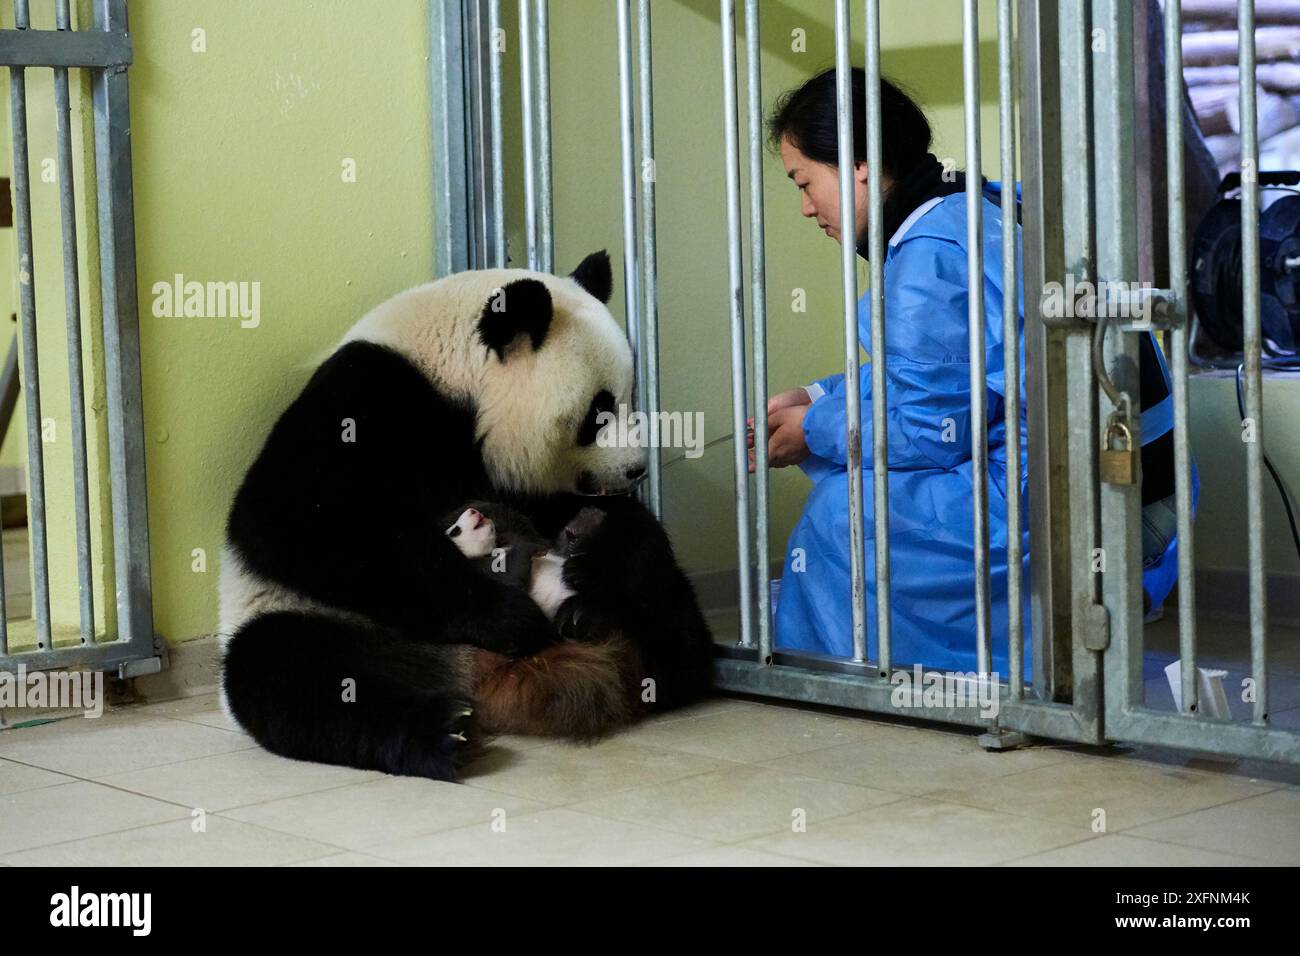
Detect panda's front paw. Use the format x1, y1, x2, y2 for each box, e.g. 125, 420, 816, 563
529, 551, 575, 619
490, 584, 560, 657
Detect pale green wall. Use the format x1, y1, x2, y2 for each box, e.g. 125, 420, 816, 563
121, 0, 437, 642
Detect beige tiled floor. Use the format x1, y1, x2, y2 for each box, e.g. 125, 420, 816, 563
1, 691, 1297, 866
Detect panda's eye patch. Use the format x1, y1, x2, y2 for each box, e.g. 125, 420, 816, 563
577, 389, 616, 446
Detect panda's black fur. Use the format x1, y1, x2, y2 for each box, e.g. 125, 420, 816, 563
219, 252, 714, 781
226, 341, 558, 657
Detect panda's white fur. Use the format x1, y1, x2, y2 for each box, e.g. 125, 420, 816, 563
216, 543, 370, 726
339, 267, 643, 496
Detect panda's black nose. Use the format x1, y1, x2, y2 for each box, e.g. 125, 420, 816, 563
625, 465, 646, 482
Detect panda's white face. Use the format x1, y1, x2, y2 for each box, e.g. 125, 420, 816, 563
472, 256, 647, 496
341, 250, 647, 497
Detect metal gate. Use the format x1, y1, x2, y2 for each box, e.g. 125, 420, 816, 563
434, 0, 1300, 765
0, 0, 157, 679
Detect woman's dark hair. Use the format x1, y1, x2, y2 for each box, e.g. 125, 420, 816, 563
766, 67, 931, 179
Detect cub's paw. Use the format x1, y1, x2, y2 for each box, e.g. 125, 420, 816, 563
529, 551, 576, 619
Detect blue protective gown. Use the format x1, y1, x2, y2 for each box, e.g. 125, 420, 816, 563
773, 184, 1189, 682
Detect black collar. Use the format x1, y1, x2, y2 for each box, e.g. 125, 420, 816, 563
855, 152, 980, 261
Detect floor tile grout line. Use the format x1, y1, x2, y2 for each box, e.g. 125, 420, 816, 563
358, 807, 730, 867
5, 765, 410, 850
1103, 787, 1298, 857
1110, 784, 1289, 828
101, 776, 393, 816
0, 813, 360, 865
0, 738, 263, 784
1064, 744, 1300, 785
995, 830, 1271, 867
917, 743, 1298, 791
722, 810, 1092, 868
522, 759, 913, 812
900, 781, 1282, 836
1103, 828, 1278, 864
552, 786, 914, 849
747, 745, 1096, 798
964, 832, 1102, 867
207, 787, 562, 854
0, 710, 252, 741
0, 804, 194, 859
460, 752, 754, 806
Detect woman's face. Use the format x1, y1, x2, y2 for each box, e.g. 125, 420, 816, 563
779, 135, 890, 245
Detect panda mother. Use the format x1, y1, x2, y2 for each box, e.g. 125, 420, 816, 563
218, 251, 715, 782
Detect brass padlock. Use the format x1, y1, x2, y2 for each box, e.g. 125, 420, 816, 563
1100, 417, 1139, 485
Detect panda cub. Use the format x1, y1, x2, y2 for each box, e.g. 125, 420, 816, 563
441, 500, 599, 621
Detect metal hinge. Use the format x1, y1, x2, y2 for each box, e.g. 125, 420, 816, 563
117, 655, 163, 680
1083, 602, 1110, 651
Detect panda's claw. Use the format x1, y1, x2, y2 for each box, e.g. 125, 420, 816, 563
449, 731, 468, 742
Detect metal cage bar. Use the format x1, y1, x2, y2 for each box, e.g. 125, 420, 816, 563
1166, 0, 1198, 715
430, 0, 474, 276
0, 0, 158, 678
518, 0, 538, 270
487, 0, 506, 267
53, 0, 96, 645
616, 1, 647, 477
91, 0, 156, 674
1238, 0, 1268, 727
638, 0, 663, 522
719, 0, 753, 650
962, 0, 993, 679
998, 0, 1025, 700
863, 0, 891, 673
535, 0, 553, 275
8, 0, 53, 651
833, 0, 867, 664
744, 0, 770, 659
1094, 0, 1146, 725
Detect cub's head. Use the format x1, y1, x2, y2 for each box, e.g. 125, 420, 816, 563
473, 250, 645, 496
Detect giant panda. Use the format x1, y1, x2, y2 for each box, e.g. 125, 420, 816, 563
218, 250, 715, 782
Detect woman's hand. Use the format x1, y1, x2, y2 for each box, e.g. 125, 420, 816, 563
747, 404, 811, 472
745, 388, 811, 454
766, 387, 812, 416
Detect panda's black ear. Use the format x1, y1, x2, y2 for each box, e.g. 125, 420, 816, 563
568, 249, 613, 304
477, 278, 553, 362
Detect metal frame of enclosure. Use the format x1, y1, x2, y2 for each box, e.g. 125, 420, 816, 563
0, 0, 159, 679
433, 0, 1300, 765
